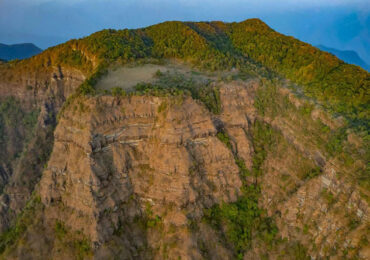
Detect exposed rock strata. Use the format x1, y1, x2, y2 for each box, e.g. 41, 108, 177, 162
1, 80, 369, 259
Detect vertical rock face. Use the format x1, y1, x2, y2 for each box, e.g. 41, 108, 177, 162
218, 81, 258, 169
0, 66, 85, 232
38, 93, 247, 258
0, 67, 85, 110
1, 79, 369, 260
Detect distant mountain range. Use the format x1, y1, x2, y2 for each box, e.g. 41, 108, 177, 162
317, 45, 369, 71
0, 43, 42, 61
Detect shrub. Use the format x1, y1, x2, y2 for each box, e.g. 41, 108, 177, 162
111, 87, 126, 97
235, 157, 251, 178
203, 185, 278, 259
53, 220, 92, 260
216, 130, 232, 149
154, 69, 163, 77
303, 167, 322, 180
321, 188, 336, 206
157, 101, 167, 113
325, 128, 347, 156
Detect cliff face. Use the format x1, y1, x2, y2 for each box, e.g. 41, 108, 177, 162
2, 79, 368, 259
37, 84, 251, 259
0, 66, 85, 109
0, 66, 85, 232
0, 18, 369, 260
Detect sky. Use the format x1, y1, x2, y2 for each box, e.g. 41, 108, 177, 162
0, 0, 369, 63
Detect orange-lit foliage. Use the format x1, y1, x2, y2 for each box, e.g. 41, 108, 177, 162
1, 19, 368, 128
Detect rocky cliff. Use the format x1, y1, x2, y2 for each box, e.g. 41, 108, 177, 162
1, 77, 368, 259
0, 18, 369, 260
0, 65, 85, 233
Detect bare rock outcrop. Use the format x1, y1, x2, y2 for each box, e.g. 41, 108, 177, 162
2, 80, 368, 259
0, 66, 85, 232
37, 94, 245, 259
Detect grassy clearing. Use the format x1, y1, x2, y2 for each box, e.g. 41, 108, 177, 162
95, 64, 171, 91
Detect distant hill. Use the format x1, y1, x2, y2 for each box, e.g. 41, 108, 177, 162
0, 43, 42, 61
317, 45, 369, 71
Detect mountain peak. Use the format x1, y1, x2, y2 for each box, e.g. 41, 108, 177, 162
238, 18, 273, 30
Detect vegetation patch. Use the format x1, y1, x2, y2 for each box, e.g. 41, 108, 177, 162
216, 129, 251, 180
135, 203, 163, 230
229, 19, 369, 130
321, 188, 336, 207
325, 127, 347, 156
53, 220, 93, 260
302, 167, 322, 181
133, 71, 222, 114
216, 130, 232, 149
0, 97, 40, 193
0, 97, 39, 146
211, 124, 292, 259
0, 194, 43, 254
251, 120, 277, 177
203, 184, 278, 259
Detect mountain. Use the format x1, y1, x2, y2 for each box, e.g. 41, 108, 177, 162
0, 43, 42, 61
317, 45, 369, 71
0, 19, 369, 260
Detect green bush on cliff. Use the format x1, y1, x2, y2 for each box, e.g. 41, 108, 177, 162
53, 220, 92, 260
252, 121, 277, 177
111, 87, 127, 97
135, 202, 163, 230
325, 128, 347, 156
216, 130, 232, 149
203, 184, 278, 259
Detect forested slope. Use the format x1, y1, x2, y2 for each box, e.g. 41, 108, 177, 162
1, 19, 368, 129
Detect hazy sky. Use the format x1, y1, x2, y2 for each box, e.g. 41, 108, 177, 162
1, 0, 369, 63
